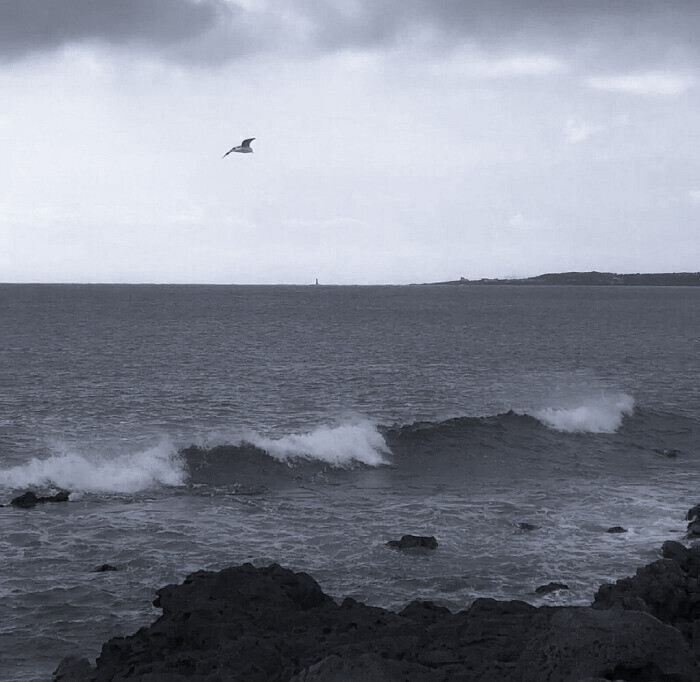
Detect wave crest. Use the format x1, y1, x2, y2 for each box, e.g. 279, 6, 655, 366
0, 440, 186, 493
526, 393, 635, 433
247, 421, 390, 467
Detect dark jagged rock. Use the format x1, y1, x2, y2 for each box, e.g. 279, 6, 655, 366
53, 655, 93, 681
518, 607, 695, 682
686, 505, 700, 537
56, 555, 700, 681
518, 522, 538, 531
535, 581, 569, 595
11, 489, 70, 508
592, 540, 700, 649
94, 564, 118, 573
607, 526, 628, 533
400, 599, 452, 626
385, 534, 438, 550
288, 653, 431, 681
654, 447, 681, 458
11, 491, 41, 508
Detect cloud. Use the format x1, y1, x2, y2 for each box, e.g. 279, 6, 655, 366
440, 51, 567, 79
689, 189, 700, 204
587, 71, 696, 96
3, 0, 700, 70
564, 117, 604, 144
296, 1, 700, 70
0, 0, 254, 62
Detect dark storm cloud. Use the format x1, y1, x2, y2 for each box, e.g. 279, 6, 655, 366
301, 0, 700, 69
2, 0, 700, 69
0, 0, 246, 60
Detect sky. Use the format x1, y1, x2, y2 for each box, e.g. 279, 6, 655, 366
1, 0, 699, 284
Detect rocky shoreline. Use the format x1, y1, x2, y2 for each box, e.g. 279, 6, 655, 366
51, 511, 700, 682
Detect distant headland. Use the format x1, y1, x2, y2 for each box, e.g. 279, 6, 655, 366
431, 271, 700, 286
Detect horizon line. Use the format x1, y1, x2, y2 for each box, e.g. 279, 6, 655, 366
1, 269, 699, 287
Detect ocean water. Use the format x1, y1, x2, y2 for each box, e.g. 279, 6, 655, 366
0, 283, 698, 680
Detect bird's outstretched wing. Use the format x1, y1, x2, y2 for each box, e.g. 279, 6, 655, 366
222, 138, 255, 157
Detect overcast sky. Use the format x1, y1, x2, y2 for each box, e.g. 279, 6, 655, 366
1, 0, 699, 284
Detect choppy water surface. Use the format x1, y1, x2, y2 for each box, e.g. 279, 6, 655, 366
0, 284, 698, 680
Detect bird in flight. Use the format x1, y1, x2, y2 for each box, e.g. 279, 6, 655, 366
222, 138, 255, 157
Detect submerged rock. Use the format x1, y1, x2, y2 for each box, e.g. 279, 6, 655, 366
11, 490, 70, 509
56, 553, 700, 681
607, 526, 628, 533
94, 564, 118, 573
386, 535, 438, 550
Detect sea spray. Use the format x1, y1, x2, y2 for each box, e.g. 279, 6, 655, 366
248, 421, 391, 467
528, 393, 635, 433
0, 439, 186, 493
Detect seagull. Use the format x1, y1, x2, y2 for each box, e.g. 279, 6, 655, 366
222, 138, 255, 157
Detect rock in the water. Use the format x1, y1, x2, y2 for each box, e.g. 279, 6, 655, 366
653, 447, 680, 458
385, 535, 438, 550
535, 582, 569, 595
687, 504, 700, 521
95, 564, 118, 572
518, 522, 538, 531
10, 490, 70, 508
607, 526, 627, 533
11, 491, 40, 508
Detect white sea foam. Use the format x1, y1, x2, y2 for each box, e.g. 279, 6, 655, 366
527, 393, 635, 433
248, 421, 391, 467
0, 439, 186, 493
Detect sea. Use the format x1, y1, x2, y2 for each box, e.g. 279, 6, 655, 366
1, 283, 698, 680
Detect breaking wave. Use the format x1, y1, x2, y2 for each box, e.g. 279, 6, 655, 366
386, 393, 636, 442
525, 393, 635, 433
0, 440, 186, 494
246, 421, 390, 466
181, 422, 391, 488
0, 396, 637, 496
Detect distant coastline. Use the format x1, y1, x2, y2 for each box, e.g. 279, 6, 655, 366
430, 271, 700, 287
